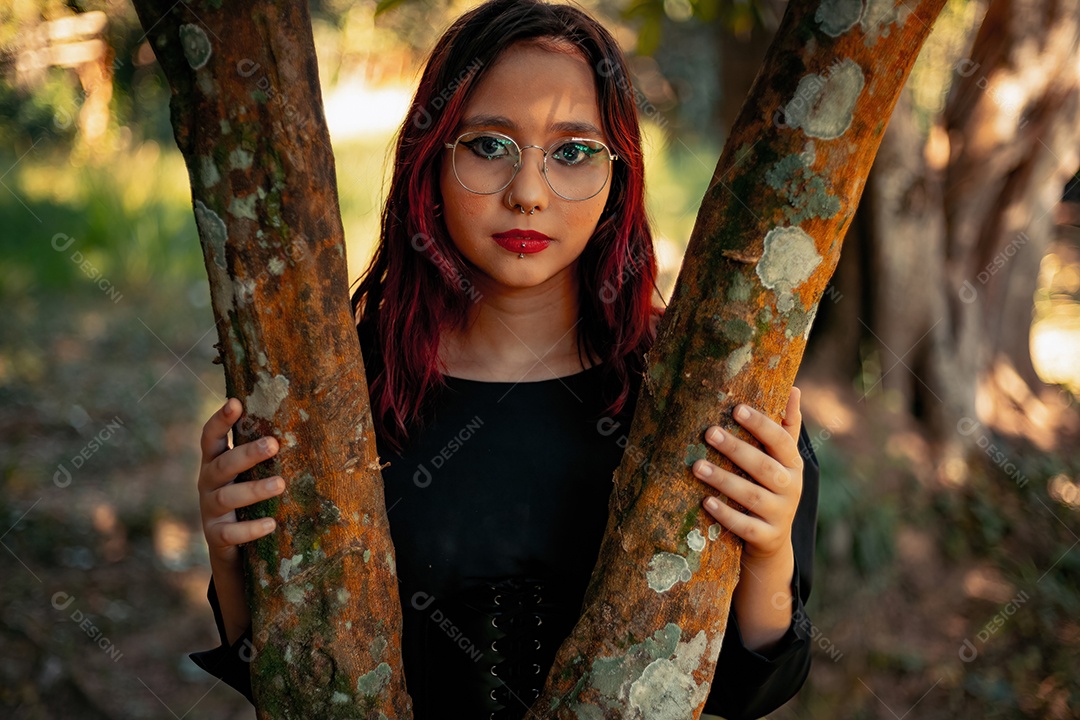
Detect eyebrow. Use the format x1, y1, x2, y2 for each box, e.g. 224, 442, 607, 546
459, 113, 604, 138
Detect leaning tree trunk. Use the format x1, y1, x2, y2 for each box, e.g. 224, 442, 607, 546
128, 2, 411, 718
535, 0, 948, 716
133, 0, 948, 717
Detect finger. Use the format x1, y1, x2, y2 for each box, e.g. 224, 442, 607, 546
693, 460, 777, 519
200, 397, 239, 460
208, 475, 285, 517
201, 436, 280, 493
730, 402, 799, 467
731, 400, 802, 471
208, 516, 277, 550
705, 424, 795, 494
702, 495, 773, 548
780, 386, 802, 445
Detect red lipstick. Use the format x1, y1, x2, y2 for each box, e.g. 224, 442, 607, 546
492, 229, 552, 254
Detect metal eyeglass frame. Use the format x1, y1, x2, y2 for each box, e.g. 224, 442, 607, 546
443, 130, 619, 201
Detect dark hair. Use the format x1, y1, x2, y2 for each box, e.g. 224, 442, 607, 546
351, 0, 664, 454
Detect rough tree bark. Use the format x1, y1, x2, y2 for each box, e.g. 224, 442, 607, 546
535, 0, 948, 716
132, 0, 949, 717
128, 2, 411, 718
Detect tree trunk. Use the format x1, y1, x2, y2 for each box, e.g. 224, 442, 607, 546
935, 0, 1080, 438
128, 3, 411, 718
535, 0, 948, 716
805, 0, 1080, 450
133, 0, 949, 717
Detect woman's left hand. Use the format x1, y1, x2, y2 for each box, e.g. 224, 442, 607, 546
692, 386, 804, 562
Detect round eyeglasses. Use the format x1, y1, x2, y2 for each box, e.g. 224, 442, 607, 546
444, 130, 618, 201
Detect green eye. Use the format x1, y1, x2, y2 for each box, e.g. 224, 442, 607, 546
464, 135, 514, 160
553, 141, 601, 167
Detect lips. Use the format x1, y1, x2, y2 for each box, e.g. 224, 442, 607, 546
492, 229, 552, 254
491, 229, 552, 241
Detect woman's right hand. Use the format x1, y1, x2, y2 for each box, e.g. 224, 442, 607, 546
195, 397, 287, 645
198, 397, 286, 566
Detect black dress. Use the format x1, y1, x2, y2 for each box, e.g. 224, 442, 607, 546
189, 358, 820, 720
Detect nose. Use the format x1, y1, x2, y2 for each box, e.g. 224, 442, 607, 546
507, 145, 548, 213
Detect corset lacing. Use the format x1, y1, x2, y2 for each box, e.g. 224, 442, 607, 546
473, 577, 554, 719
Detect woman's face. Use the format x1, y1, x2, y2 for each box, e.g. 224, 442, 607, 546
439, 42, 612, 293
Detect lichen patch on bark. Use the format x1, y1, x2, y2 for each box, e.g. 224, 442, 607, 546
784, 301, 821, 340
815, 0, 863, 37
724, 342, 754, 381
755, 226, 823, 312
627, 629, 712, 719
764, 148, 841, 224
179, 24, 211, 69
355, 662, 392, 696
646, 552, 693, 593
782, 58, 865, 139
228, 193, 258, 220
279, 554, 304, 581
194, 200, 227, 269
247, 371, 290, 420
229, 147, 254, 170
199, 156, 220, 188
683, 443, 708, 467
686, 529, 706, 552
193, 200, 236, 320
861, 0, 912, 46
727, 272, 752, 302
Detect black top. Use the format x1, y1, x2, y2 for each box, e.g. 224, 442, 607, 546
190, 353, 820, 720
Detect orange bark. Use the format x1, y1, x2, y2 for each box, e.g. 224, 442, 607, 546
129, 2, 411, 717
533, 0, 949, 716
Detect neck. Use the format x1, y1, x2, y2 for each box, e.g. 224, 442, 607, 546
439, 265, 591, 379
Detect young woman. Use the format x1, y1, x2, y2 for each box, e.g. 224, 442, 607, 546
190, 0, 820, 718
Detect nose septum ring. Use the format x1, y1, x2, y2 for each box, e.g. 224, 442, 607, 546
507, 189, 533, 259
507, 145, 544, 217
507, 189, 536, 216
506, 146, 544, 258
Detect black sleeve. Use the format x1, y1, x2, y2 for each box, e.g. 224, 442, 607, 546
701, 419, 820, 719
188, 575, 256, 705
188, 423, 821, 716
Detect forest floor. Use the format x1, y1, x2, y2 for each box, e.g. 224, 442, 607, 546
2, 279, 1078, 720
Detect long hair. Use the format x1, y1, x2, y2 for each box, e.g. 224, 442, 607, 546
351, 0, 664, 454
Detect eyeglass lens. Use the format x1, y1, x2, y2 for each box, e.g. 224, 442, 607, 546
451, 131, 612, 200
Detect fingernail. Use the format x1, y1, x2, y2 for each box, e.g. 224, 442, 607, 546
264, 477, 283, 492
705, 497, 720, 511
736, 406, 751, 421
262, 519, 275, 531
710, 427, 724, 444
